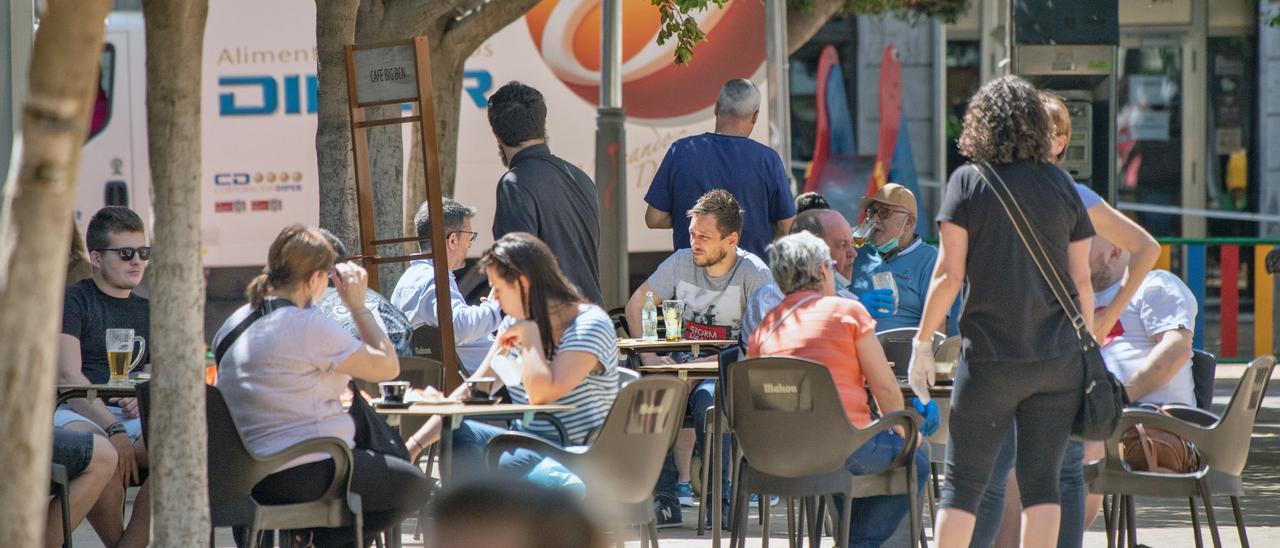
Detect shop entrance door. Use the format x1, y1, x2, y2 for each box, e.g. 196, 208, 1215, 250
1117, 31, 1206, 236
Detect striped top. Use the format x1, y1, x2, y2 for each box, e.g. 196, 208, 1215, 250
505, 304, 619, 444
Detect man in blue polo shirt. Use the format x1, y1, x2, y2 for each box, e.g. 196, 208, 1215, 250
850, 183, 959, 333
643, 78, 795, 259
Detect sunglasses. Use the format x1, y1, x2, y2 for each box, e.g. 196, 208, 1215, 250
96, 246, 152, 261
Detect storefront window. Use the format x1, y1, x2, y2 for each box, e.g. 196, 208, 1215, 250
1117, 43, 1183, 236
945, 41, 980, 175
1207, 36, 1258, 236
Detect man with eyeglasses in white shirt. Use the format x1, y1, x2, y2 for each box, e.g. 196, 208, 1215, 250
392, 198, 503, 374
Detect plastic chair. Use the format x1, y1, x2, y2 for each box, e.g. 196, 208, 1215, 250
608, 307, 631, 339
484, 376, 690, 548
1085, 354, 1277, 548
933, 336, 961, 364
1191, 349, 1217, 411
875, 328, 945, 378
410, 324, 456, 364
726, 357, 923, 548
138, 383, 364, 548
697, 344, 741, 537
617, 366, 641, 388
51, 463, 72, 548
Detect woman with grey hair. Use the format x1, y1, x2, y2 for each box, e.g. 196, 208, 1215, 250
747, 232, 929, 547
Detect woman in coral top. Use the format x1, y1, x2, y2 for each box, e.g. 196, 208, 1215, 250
747, 232, 928, 548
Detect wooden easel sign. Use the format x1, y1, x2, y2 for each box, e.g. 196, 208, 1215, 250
344, 37, 460, 389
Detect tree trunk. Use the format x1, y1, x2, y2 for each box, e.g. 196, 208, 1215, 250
787, 0, 847, 54
315, 0, 361, 253
0, 0, 110, 544
356, 5, 407, 290
404, 0, 540, 202
141, 0, 211, 545
407, 44, 464, 201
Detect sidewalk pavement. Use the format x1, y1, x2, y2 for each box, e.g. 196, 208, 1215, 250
73, 359, 1280, 547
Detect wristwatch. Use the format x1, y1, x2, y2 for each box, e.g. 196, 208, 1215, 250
105, 422, 128, 437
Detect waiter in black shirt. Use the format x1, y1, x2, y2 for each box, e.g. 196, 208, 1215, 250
488, 81, 603, 304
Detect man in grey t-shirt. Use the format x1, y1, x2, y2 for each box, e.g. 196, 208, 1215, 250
625, 189, 772, 527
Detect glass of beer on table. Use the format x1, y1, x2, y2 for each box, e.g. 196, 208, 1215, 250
662, 300, 684, 342
106, 328, 145, 384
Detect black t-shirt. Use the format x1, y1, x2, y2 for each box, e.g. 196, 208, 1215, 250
493, 144, 603, 305
61, 279, 151, 384
937, 161, 1094, 363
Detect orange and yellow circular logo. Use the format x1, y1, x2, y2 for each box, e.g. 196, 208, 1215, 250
524, 0, 765, 121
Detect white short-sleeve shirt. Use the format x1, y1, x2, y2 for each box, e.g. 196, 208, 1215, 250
1095, 271, 1196, 406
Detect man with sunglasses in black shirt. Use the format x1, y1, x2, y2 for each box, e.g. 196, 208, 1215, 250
55, 206, 152, 548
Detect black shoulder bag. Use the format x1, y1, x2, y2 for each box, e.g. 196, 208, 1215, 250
214, 299, 410, 460
971, 162, 1127, 440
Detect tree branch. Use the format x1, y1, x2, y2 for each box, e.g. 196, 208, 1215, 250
385, 0, 476, 37
444, 0, 540, 58
787, 0, 846, 54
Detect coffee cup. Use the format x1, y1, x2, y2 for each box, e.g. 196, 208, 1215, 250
378, 381, 411, 403
464, 376, 496, 401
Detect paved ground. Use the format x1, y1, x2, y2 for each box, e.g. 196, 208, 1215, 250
72, 364, 1280, 547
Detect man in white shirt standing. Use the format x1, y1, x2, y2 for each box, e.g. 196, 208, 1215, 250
392, 199, 502, 373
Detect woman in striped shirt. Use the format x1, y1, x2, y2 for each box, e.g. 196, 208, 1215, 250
405, 232, 619, 479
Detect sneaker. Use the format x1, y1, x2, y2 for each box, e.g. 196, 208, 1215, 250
654, 495, 683, 529
750, 493, 779, 508
677, 482, 695, 507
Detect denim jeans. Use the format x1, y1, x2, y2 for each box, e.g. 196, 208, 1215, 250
969, 426, 1085, 548
655, 379, 731, 503
447, 419, 564, 481
831, 430, 932, 548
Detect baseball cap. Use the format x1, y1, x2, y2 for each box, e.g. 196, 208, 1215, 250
859, 183, 917, 215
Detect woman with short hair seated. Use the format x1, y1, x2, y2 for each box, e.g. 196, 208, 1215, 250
213, 224, 431, 547
746, 231, 929, 548
404, 232, 620, 479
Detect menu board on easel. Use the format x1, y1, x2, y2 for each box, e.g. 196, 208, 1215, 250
345, 37, 459, 390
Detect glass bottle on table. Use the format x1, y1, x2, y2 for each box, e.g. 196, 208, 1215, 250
641, 291, 659, 341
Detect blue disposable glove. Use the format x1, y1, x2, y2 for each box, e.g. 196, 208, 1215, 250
860, 288, 897, 318
911, 397, 941, 437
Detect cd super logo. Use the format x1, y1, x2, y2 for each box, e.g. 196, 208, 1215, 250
524, 0, 765, 121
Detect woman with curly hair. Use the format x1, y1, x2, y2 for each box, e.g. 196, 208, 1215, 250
906, 75, 1097, 548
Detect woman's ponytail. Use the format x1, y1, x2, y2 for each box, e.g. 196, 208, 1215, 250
246, 224, 336, 309
246, 271, 271, 309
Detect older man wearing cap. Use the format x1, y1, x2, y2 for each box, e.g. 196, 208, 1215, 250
851, 183, 959, 333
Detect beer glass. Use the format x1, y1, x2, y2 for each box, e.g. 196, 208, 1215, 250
106, 328, 145, 384
851, 218, 877, 248
872, 272, 899, 313
662, 300, 684, 342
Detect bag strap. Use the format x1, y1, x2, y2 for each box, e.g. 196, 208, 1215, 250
214, 298, 296, 366
969, 162, 1093, 349
1135, 423, 1160, 471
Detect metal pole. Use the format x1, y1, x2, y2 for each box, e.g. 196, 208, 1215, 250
1268, 249, 1280, 357
595, 0, 627, 308
1, 0, 35, 196
764, 0, 792, 188
979, 0, 1009, 84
